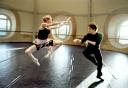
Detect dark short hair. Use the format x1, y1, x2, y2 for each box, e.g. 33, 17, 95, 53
88, 24, 97, 31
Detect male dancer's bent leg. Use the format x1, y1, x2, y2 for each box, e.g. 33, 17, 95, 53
82, 49, 98, 66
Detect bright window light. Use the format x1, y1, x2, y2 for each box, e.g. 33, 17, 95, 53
118, 21, 128, 44
56, 25, 70, 39
0, 15, 11, 36
52, 16, 72, 40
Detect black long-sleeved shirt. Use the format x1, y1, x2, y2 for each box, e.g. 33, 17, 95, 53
81, 32, 103, 49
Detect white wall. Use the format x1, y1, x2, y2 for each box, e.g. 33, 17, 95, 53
1, 0, 128, 37
0, 0, 128, 52
0, 0, 34, 11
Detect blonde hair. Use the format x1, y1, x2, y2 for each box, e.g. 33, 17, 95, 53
42, 15, 52, 22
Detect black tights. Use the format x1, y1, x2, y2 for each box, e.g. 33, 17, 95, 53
83, 48, 103, 75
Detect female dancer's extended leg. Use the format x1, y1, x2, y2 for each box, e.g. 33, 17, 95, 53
25, 45, 40, 66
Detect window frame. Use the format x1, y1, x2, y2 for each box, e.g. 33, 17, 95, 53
0, 8, 16, 39
52, 15, 72, 41
0, 14, 12, 37
107, 14, 128, 48
118, 21, 128, 45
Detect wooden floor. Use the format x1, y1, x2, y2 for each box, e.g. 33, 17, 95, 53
0, 43, 128, 88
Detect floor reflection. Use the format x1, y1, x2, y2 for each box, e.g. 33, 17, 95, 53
0, 43, 128, 88
49, 45, 72, 88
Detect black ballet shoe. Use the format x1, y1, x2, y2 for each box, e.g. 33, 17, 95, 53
94, 62, 98, 66
97, 75, 104, 80
100, 78, 104, 81
96, 72, 102, 79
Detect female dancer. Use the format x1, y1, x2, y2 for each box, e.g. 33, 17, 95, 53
25, 15, 70, 66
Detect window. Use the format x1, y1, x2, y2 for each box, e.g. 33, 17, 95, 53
0, 8, 16, 38
52, 16, 72, 40
0, 14, 11, 36
107, 14, 128, 48
118, 21, 128, 44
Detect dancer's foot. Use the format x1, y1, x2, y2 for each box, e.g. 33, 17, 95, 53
97, 76, 104, 81
96, 72, 104, 81
97, 72, 102, 79
44, 51, 52, 58
32, 58, 40, 66
94, 62, 98, 66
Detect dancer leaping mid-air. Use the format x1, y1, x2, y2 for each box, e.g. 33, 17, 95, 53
25, 15, 71, 66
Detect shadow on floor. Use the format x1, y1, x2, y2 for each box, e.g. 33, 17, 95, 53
88, 79, 104, 88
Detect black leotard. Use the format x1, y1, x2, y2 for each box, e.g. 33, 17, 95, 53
37, 28, 50, 40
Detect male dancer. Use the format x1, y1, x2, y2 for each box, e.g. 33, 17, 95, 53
73, 24, 103, 79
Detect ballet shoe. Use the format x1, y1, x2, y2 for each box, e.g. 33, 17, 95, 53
44, 51, 52, 58
32, 58, 40, 66
94, 62, 98, 66
96, 72, 103, 79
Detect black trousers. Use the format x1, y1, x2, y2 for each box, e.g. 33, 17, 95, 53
82, 48, 103, 75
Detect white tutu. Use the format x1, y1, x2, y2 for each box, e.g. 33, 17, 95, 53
33, 38, 48, 45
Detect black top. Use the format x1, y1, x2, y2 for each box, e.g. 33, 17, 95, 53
37, 28, 50, 40
81, 32, 103, 49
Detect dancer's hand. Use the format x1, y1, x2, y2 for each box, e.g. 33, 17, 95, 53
85, 40, 89, 44
84, 40, 90, 47
73, 39, 81, 44
66, 17, 71, 22
60, 17, 71, 26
